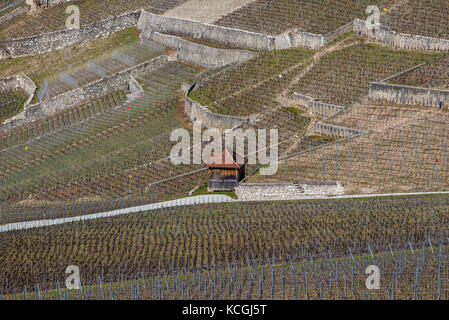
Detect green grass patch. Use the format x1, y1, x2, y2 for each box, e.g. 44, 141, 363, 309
191, 183, 238, 200
283, 106, 305, 115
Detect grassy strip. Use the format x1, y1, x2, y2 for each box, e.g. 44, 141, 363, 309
191, 183, 238, 200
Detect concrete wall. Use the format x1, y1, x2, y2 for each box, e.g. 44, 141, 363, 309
185, 94, 250, 129
313, 122, 363, 138
0, 74, 37, 106
0, 10, 141, 58
235, 182, 344, 200
142, 30, 258, 69
138, 10, 276, 51
2, 55, 167, 129
288, 30, 325, 50
287, 20, 353, 50
353, 18, 449, 52
292, 93, 346, 118
369, 82, 449, 108
291, 93, 362, 138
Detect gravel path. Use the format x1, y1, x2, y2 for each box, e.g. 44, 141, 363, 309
0, 194, 233, 233
1, 191, 448, 233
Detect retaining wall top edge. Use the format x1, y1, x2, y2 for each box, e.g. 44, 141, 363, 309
141, 10, 276, 40
292, 92, 314, 100
26, 54, 167, 109
0, 9, 141, 44
371, 81, 449, 93
185, 94, 249, 121
292, 92, 347, 109
324, 20, 354, 36
0, 73, 37, 89
315, 121, 363, 131
354, 18, 449, 42
240, 182, 340, 187
152, 31, 260, 55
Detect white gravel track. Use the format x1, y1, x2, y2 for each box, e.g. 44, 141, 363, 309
1, 191, 448, 233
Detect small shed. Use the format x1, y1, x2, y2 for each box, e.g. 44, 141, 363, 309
207, 148, 247, 191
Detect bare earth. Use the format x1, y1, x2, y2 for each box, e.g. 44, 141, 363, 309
163, 0, 258, 23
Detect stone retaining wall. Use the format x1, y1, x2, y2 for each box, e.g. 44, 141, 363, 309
369, 82, 449, 108
141, 30, 258, 69
288, 30, 325, 50
184, 93, 250, 129
2, 55, 167, 129
287, 20, 353, 50
235, 182, 344, 200
138, 10, 276, 51
292, 93, 346, 118
353, 18, 449, 51
313, 122, 363, 138
0, 74, 37, 106
128, 75, 143, 94
0, 10, 141, 58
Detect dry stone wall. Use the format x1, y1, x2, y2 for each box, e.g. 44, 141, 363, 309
292, 93, 346, 118
353, 18, 449, 52
141, 30, 258, 69
291, 93, 359, 138
184, 94, 250, 129
0, 10, 141, 58
138, 10, 277, 51
369, 82, 449, 108
2, 55, 167, 129
288, 31, 325, 50
313, 122, 364, 138
235, 182, 344, 200
0, 74, 37, 106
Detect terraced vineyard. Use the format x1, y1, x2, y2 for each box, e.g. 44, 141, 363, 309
1, 0, 449, 304
5, 246, 447, 300
252, 103, 449, 194
215, 0, 391, 35
43, 40, 164, 99
0, 27, 149, 96
190, 48, 315, 117
388, 54, 449, 89
0, 0, 187, 40
0, 90, 26, 123
292, 42, 442, 106
1, 194, 449, 297
0, 62, 202, 203
382, 0, 449, 39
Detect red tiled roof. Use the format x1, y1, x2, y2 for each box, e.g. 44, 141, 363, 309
207, 149, 247, 169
